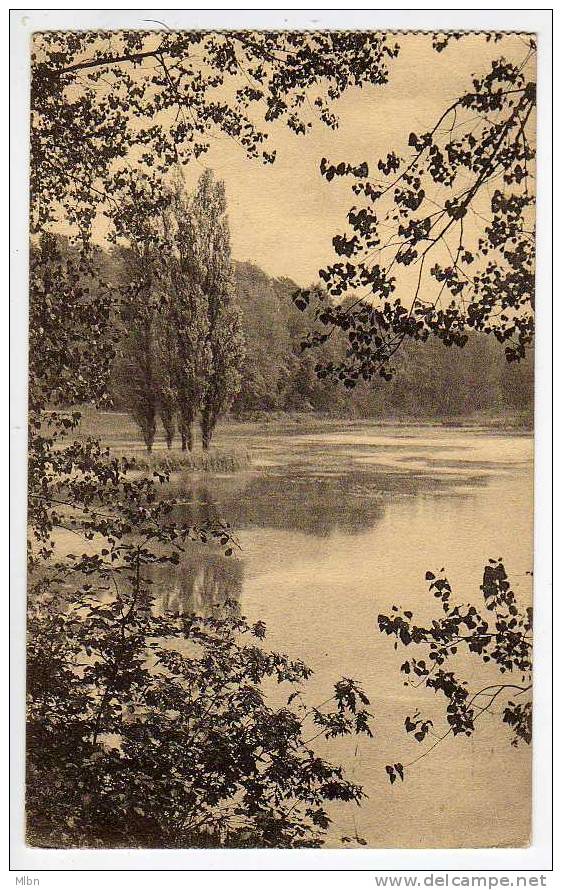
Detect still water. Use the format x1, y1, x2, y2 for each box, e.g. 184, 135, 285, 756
156, 422, 533, 848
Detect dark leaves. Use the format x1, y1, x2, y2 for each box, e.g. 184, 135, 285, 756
379, 560, 532, 779
28, 586, 371, 848
320, 157, 369, 182
385, 763, 404, 784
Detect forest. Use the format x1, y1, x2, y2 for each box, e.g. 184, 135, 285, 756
218, 262, 533, 421
44, 221, 533, 445
113, 250, 534, 426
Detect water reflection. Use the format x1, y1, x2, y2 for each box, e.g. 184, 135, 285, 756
168, 461, 484, 541
170, 471, 389, 538
151, 546, 243, 616
154, 451, 491, 617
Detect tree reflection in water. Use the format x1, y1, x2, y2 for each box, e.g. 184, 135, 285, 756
152, 546, 243, 616
169, 469, 389, 538
154, 461, 480, 613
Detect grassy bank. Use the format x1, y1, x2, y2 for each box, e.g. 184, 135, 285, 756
70, 406, 533, 466
228, 407, 533, 431
125, 447, 253, 474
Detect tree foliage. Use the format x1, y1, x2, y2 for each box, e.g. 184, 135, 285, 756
29, 28, 402, 456
176, 261, 531, 421
28, 577, 372, 848
378, 560, 532, 784
163, 175, 212, 451
110, 169, 245, 451
294, 36, 536, 387
31, 30, 398, 236
179, 170, 244, 449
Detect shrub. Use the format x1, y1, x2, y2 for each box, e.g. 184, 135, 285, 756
27, 577, 372, 848
127, 447, 252, 475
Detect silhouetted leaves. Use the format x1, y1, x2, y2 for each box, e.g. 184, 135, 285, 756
28, 584, 371, 848
385, 763, 404, 785
378, 560, 532, 777
302, 37, 535, 386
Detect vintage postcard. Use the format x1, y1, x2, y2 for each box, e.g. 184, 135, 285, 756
14, 12, 547, 866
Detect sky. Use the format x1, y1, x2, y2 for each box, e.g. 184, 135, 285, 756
51, 31, 534, 288
171, 33, 533, 285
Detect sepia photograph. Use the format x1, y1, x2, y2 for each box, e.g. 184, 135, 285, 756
11, 9, 551, 869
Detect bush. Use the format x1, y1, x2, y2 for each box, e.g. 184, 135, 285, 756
27, 580, 372, 849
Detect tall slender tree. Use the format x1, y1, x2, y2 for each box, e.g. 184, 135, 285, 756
117, 254, 159, 452
154, 307, 177, 449
201, 302, 245, 449
167, 170, 244, 450
191, 171, 244, 449
164, 177, 212, 451
110, 174, 173, 452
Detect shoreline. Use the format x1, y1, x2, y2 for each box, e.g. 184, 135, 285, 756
77, 408, 533, 449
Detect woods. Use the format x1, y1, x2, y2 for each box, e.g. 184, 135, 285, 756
35, 230, 534, 451
108, 250, 534, 433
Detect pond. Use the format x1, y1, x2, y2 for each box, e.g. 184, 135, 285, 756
152, 421, 533, 848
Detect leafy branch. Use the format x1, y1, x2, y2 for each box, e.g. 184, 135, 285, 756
378, 560, 532, 784
294, 43, 535, 386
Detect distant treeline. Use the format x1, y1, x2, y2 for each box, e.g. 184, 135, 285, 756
221, 262, 533, 419
107, 256, 532, 420
36, 237, 532, 424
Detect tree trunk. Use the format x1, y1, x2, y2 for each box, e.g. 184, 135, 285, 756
181, 423, 193, 452
144, 425, 155, 453
200, 411, 214, 451
160, 406, 175, 450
